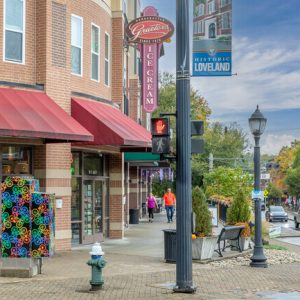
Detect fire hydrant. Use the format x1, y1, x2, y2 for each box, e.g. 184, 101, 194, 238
87, 242, 107, 291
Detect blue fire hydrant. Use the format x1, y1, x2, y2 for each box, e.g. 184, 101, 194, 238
87, 242, 107, 291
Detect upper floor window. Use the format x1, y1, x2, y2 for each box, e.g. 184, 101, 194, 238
91, 24, 100, 81
104, 33, 110, 86
197, 4, 205, 16
208, 1, 216, 14
71, 15, 83, 76
221, 12, 232, 29
221, 0, 231, 7
4, 0, 25, 63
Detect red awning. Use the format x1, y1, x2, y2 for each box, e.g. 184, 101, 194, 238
72, 97, 152, 147
0, 88, 93, 142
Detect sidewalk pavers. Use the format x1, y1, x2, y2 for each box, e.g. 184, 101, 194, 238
0, 211, 299, 299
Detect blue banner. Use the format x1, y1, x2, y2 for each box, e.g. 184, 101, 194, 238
192, 0, 232, 76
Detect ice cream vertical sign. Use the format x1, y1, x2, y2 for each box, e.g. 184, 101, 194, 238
126, 6, 174, 113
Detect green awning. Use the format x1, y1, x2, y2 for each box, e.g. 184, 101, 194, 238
124, 152, 160, 161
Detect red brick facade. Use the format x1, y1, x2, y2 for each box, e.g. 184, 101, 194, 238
0, 0, 133, 251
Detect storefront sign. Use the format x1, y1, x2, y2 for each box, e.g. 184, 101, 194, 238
127, 16, 174, 44
127, 6, 174, 113
192, 0, 232, 76
142, 43, 159, 112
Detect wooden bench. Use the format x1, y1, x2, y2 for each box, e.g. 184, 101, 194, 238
214, 225, 245, 257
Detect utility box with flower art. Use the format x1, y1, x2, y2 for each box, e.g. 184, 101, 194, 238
0, 176, 55, 277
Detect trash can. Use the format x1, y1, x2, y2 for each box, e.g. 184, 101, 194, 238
163, 229, 176, 263
129, 208, 139, 224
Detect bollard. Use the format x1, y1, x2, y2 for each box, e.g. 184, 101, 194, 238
87, 242, 107, 291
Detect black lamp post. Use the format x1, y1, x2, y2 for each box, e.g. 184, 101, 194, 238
248, 105, 268, 268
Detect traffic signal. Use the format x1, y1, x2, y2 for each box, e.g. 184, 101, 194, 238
151, 118, 170, 136
151, 118, 170, 154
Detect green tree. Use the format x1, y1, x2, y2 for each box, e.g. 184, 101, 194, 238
192, 186, 212, 236
152, 180, 175, 198
204, 122, 248, 168
285, 168, 300, 198
155, 73, 249, 189
203, 166, 252, 200
227, 189, 251, 225
266, 182, 283, 200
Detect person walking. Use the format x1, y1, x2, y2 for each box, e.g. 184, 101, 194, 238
146, 193, 158, 223
163, 188, 176, 223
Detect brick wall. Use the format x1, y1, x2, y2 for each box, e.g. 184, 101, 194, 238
0, 0, 130, 250
129, 166, 138, 209
108, 153, 124, 238
111, 14, 123, 108
128, 77, 139, 122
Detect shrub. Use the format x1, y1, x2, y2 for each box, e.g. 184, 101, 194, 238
227, 189, 251, 237
192, 186, 212, 236
227, 189, 251, 224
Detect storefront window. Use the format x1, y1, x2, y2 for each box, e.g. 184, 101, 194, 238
83, 153, 103, 176
71, 177, 81, 221
2, 146, 32, 175
71, 152, 81, 176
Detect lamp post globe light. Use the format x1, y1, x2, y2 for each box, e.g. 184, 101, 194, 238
249, 105, 268, 268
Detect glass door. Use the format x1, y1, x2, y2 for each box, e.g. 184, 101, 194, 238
94, 181, 103, 237
83, 180, 104, 244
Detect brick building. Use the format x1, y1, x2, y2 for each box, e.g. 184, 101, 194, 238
0, 0, 150, 251
193, 0, 232, 40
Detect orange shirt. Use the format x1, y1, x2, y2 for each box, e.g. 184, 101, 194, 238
163, 192, 176, 206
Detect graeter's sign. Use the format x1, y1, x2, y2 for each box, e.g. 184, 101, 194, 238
127, 16, 174, 44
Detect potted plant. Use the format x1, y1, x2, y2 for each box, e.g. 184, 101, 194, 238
227, 189, 252, 251
192, 186, 218, 260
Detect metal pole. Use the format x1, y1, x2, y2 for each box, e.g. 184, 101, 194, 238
250, 136, 267, 268
174, 0, 195, 293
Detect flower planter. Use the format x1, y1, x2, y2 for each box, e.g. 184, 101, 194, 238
230, 237, 251, 251
192, 236, 218, 260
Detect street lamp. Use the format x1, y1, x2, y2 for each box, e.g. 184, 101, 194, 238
248, 105, 268, 268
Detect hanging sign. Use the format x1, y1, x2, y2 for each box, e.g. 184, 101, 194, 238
126, 6, 174, 113
192, 0, 232, 76
142, 44, 159, 112
127, 16, 174, 44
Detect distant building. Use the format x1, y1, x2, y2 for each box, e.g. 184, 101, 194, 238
193, 0, 232, 40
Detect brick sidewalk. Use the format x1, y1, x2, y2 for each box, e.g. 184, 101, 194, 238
1, 212, 300, 299
0, 261, 299, 299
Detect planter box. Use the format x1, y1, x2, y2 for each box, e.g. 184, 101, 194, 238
192, 236, 218, 260
230, 237, 251, 251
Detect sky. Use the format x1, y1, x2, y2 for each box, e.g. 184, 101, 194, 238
141, 0, 300, 155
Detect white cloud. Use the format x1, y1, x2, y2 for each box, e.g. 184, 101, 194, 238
261, 134, 296, 155
191, 37, 300, 115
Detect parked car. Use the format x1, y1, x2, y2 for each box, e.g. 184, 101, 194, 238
265, 206, 288, 222
294, 209, 300, 229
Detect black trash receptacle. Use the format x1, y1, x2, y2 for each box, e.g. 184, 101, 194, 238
129, 208, 139, 224
163, 229, 176, 263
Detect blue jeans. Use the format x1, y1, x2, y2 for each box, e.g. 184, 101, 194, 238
165, 205, 174, 222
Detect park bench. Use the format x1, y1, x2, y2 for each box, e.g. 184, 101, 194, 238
214, 225, 245, 257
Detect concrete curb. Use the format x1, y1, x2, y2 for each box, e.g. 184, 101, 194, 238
193, 249, 252, 264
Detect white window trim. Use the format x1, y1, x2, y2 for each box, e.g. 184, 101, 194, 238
104, 32, 110, 87
3, 0, 26, 64
221, 0, 231, 8
197, 3, 204, 16
208, 1, 216, 14
91, 23, 100, 82
221, 12, 231, 29
71, 14, 83, 77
